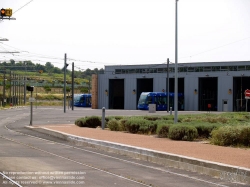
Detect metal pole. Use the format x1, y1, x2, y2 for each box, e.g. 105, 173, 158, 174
167, 58, 169, 113
12, 73, 14, 106
72, 62, 74, 111
174, 0, 178, 123
15, 74, 17, 106
18, 75, 21, 105
68, 92, 70, 110
13, 73, 15, 106
241, 75, 242, 111
9, 71, 12, 106
64, 53, 67, 113
16, 74, 17, 105
22, 76, 26, 105
102, 107, 105, 129
30, 91, 33, 126
36, 87, 37, 109
246, 99, 248, 112
16, 75, 18, 106
88, 77, 90, 94
24, 63, 26, 105
3, 69, 6, 107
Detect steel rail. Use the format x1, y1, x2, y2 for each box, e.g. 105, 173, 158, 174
3, 124, 230, 187
0, 172, 23, 187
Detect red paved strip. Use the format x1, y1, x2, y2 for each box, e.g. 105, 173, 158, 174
38, 125, 250, 169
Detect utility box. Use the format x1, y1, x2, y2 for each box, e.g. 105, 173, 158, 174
149, 104, 156, 113
223, 100, 228, 112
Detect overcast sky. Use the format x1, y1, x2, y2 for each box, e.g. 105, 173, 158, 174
1, 0, 250, 71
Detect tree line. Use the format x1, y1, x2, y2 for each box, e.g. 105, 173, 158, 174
0, 60, 104, 78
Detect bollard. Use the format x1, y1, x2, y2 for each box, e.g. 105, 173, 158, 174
170, 107, 172, 115
102, 107, 105, 130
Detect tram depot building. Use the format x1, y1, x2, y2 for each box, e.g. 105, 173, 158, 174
91, 61, 250, 112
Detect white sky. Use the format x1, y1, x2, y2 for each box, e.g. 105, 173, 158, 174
0, 0, 250, 70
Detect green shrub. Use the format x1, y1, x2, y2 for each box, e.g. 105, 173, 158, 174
239, 126, 250, 146
193, 123, 221, 138
148, 122, 158, 134
210, 125, 250, 146
125, 118, 154, 134
119, 118, 128, 131
75, 117, 86, 127
177, 114, 207, 123
138, 121, 151, 134
107, 119, 121, 131
143, 116, 160, 121
168, 125, 198, 141
105, 116, 124, 123
125, 118, 140, 133
105, 116, 113, 123
112, 116, 124, 120
211, 126, 241, 146
204, 116, 228, 124
75, 116, 101, 128
85, 116, 101, 128
157, 123, 173, 138
138, 121, 157, 135
160, 115, 174, 121
179, 117, 193, 123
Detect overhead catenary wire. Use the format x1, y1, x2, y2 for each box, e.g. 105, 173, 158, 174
1, 36, 250, 70
0, 43, 168, 68
179, 36, 250, 60
0, 43, 165, 67
13, 0, 36, 14
1, 51, 166, 70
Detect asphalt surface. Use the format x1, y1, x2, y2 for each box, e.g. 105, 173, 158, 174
0, 106, 247, 187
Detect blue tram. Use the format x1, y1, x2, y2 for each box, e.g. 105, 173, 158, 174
137, 92, 184, 111
73, 94, 92, 107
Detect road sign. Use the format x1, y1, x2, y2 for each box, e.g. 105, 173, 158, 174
29, 97, 36, 102
244, 89, 250, 97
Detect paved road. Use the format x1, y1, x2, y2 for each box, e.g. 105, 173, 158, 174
0, 106, 246, 187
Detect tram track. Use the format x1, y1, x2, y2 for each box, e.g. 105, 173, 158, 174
0, 134, 152, 187
0, 171, 23, 187
0, 108, 247, 187
3, 125, 233, 187
0, 110, 154, 186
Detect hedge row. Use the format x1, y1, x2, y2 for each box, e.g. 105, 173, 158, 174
75, 116, 219, 141
74, 115, 250, 146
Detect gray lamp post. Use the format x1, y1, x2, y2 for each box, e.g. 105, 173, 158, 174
174, 0, 179, 123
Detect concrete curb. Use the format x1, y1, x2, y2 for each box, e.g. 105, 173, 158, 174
27, 126, 250, 185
